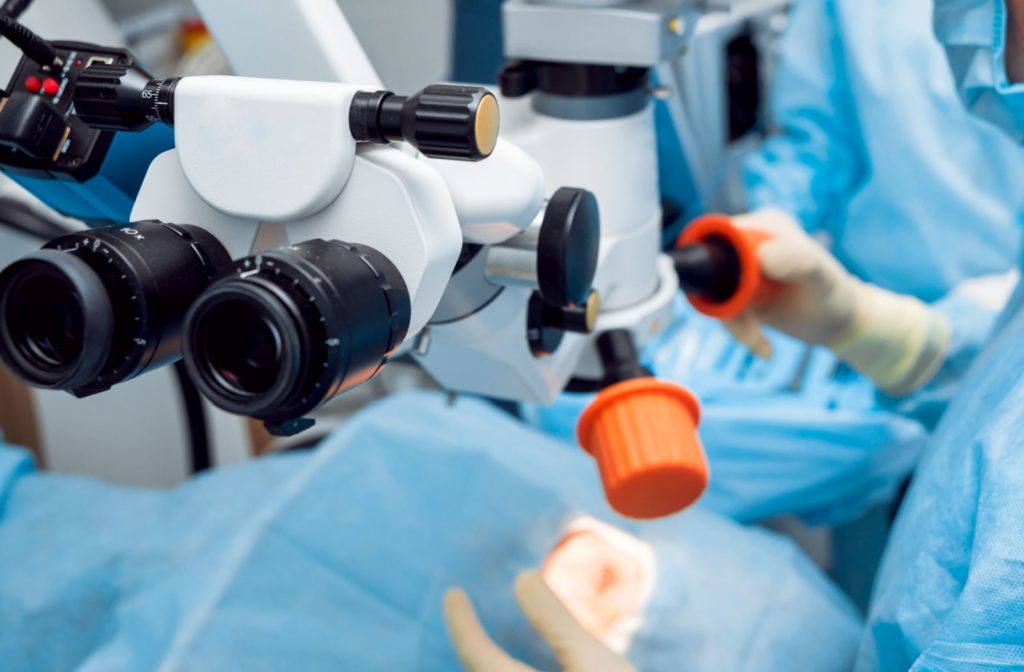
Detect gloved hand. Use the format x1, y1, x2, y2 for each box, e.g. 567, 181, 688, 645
443, 571, 637, 672
722, 209, 950, 396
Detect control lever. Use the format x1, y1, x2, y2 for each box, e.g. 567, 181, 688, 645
577, 330, 708, 519
671, 214, 779, 319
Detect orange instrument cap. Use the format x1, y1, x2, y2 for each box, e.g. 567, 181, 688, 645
577, 378, 708, 520
676, 214, 775, 319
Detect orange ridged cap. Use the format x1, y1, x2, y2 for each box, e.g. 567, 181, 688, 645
676, 214, 778, 319
577, 378, 708, 519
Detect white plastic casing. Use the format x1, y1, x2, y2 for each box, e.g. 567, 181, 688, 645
418, 286, 590, 401
173, 76, 363, 222
415, 102, 676, 403
424, 138, 546, 245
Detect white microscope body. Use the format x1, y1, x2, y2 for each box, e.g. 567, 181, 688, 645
0, 0, 785, 513
0, 0, 789, 432
122, 71, 577, 431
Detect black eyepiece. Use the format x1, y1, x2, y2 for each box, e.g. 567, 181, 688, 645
187, 278, 304, 415
17, 276, 85, 365
201, 297, 285, 398
184, 239, 410, 436
0, 221, 231, 396
0, 250, 113, 389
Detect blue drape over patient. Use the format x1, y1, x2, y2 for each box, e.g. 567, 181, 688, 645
0, 393, 860, 671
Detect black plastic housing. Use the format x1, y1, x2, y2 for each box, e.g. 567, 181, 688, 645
74, 63, 177, 132
0, 41, 140, 182
183, 240, 411, 436
499, 60, 649, 98
0, 220, 232, 396
0, 92, 67, 160
594, 329, 651, 386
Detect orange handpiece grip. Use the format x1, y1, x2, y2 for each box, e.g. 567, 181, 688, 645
577, 378, 708, 520
676, 214, 779, 320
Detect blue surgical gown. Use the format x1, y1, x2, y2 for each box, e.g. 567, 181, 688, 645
0, 393, 861, 671
856, 279, 1024, 670
744, 0, 1024, 300
856, 0, 1024, 664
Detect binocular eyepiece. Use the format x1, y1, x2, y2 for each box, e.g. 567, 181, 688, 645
0, 223, 410, 436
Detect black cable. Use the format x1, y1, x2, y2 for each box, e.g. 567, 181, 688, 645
0, 0, 33, 20
0, 13, 59, 67
173, 361, 212, 474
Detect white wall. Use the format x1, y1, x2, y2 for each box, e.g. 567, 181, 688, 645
332, 0, 453, 90
99, 0, 454, 88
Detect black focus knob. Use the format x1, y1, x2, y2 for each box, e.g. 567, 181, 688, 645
537, 187, 600, 309
350, 84, 499, 161
670, 239, 741, 303
74, 63, 177, 132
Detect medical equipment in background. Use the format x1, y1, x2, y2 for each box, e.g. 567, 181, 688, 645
661, 0, 791, 212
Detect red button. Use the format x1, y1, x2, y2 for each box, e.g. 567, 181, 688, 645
42, 78, 59, 96
24, 76, 41, 93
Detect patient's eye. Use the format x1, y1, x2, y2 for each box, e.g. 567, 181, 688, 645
540, 516, 657, 654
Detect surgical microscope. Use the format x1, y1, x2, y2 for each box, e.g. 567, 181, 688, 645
0, 0, 784, 519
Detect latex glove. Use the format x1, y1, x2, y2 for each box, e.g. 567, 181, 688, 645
443, 571, 637, 672
722, 209, 949, 396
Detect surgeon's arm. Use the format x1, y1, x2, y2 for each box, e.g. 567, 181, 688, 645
742, 0, 867, 232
